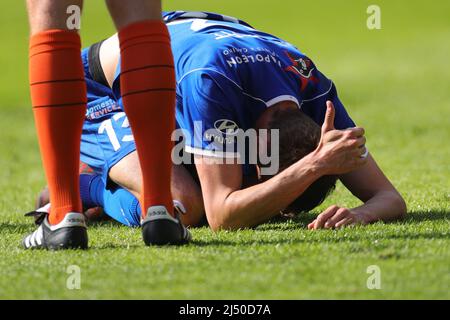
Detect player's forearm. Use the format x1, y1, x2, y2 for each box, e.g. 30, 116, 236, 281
209, 153, 323, 230
351, 190, 407, 223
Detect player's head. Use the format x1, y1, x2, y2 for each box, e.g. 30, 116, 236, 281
259, 105, 337, 214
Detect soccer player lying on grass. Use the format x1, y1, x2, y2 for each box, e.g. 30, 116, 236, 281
30, 11, 407, 231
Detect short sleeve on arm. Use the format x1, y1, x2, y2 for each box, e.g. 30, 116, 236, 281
301, 68, 356, 130
176, 70, 245, 159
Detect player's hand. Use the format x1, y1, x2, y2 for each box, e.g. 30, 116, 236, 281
312, 101, 368, 175
307, 205, 368, 230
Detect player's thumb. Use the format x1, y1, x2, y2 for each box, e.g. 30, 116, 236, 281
321, 101, 336, 135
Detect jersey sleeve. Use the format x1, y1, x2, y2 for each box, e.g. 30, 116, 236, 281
176, 70, 245, 159
300, 65, 356, 130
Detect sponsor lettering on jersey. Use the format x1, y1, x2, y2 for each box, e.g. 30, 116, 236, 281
85, 99, 121, 120
223, 46, 282, 69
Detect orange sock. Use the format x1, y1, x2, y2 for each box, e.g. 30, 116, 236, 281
29, 30, 86, 225
118, 20, 175, 216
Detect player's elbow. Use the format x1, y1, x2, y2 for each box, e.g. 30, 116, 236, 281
205, 194, 253, 231
394, 193, 407, 219
208, 214, 237, 232
206, 207, 243, 232
384, 189, 407, 221
209, 221, 224, 232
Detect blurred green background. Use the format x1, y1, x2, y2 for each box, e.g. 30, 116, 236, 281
0, 0, 448, 299
1, 0, 450, 112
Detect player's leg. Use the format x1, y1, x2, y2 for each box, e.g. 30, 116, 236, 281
106, 1, 184, 244
33, 164, 205, 227
109, 152, 205, 227
24, 0, 87, 249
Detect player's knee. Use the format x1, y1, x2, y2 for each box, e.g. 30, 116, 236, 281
27, 0, 84, 34
106, 0, 162, 30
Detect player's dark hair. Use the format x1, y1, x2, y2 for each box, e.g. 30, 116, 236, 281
263, 108, 337, 214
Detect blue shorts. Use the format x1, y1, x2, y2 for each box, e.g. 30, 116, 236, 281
81, 111, 137, 184
80, 48, 137, 184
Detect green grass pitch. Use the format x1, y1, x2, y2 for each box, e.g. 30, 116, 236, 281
0, 0, 449, 299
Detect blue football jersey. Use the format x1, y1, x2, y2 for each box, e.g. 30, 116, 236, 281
114, 12, 354, 154
83, 11, 355, 177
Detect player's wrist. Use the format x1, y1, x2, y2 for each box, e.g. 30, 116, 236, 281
303, 150, 329, 178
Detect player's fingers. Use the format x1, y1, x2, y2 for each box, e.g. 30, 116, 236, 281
350, 145, 367, 158
360, 147, 369, 159
356, 136, 366, 148
335, 217, 354, 229
314, 205, 340, 229
321, 101, 336, 134
324, 208, 351, 229
345, 137, 366, 151
308, 220, 316, 229
358, 145, 368, 157
346, 127, 365, 138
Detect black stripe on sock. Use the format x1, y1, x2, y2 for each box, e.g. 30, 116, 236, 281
32, 101, 87, 109
121, 88, 175, 98
120, 64, 174, 76
30, 79, 85, 86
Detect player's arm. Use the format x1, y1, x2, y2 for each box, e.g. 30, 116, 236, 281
299, 64, 406, 229
308, 154, 407, 229
342, 154, 407, 222
196, 155, 319, 231
196, 103, 367, 231
305, 87, 406, 229
109, 152, 205, 227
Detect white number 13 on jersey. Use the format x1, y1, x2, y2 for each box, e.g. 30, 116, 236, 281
98, 112, 134, 151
